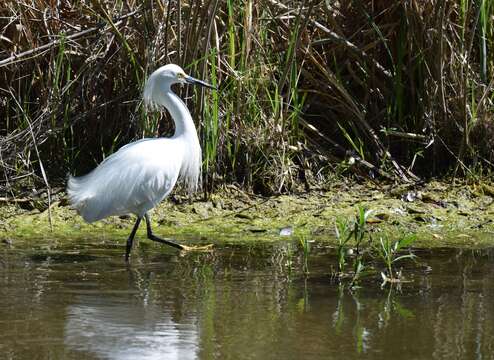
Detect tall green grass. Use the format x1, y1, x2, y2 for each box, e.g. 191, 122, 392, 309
1, 1, 494, 197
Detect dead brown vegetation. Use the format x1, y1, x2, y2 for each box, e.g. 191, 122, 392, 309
1, 1, 494, 198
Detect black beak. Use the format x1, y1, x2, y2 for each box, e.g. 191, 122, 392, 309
184, 75, 217, 90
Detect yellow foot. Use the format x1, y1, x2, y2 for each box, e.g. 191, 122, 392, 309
180, 244, 214, 251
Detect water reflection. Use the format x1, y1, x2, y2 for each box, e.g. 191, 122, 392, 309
65, 295, 198, 360
0, 241, 493, 359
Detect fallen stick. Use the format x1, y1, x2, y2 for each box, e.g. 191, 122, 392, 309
0, 8, 142, 68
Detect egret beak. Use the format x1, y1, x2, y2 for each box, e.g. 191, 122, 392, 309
184, 75, 217, 90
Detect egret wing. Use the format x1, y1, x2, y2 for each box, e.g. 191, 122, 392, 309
67, 139, 183, 222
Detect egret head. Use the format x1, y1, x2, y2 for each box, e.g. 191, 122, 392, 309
143, 64, 215, 109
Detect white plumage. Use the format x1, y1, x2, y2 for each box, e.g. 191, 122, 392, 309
67, 138, 185, 222
67, 64, 214, 260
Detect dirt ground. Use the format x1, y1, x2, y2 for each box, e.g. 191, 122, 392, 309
1, 179, 494, 248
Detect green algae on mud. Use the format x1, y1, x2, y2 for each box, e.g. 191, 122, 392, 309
1, 180, 494, 249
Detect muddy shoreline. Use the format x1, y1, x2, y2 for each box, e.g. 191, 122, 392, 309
1, 180, 494, 248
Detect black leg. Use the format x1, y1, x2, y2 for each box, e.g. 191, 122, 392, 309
144, 213, 186, 250
125, 216, 142, 261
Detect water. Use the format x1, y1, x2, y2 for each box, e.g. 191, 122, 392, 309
1, 238, 494, 359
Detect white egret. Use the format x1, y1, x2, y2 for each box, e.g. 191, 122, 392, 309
67, 64, 215, 261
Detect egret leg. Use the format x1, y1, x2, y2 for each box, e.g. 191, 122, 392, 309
126, 216, 142, 261
144, 213, 186, 250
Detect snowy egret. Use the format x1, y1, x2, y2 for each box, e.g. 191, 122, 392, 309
67, 64, 215, 261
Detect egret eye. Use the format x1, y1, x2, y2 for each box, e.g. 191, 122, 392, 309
177, 73, 186, 80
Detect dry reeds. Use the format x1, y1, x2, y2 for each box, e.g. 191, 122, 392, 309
1, 1, 494, 198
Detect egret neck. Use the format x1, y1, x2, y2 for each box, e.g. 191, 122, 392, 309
161, 89, 199, 139
160, 87, 202, 192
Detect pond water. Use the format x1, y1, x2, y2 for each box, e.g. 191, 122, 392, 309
1, 237, 493, 359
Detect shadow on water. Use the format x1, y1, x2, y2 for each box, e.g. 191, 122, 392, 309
0, 238, 494, 359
